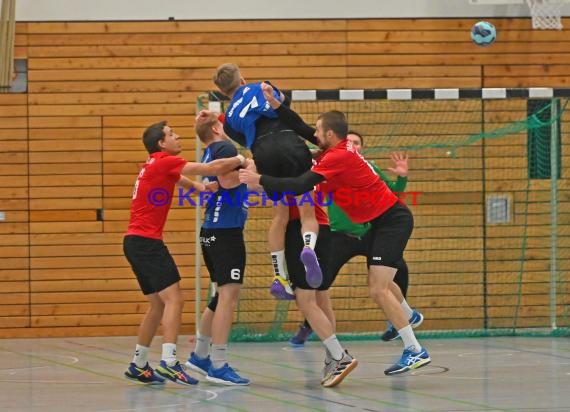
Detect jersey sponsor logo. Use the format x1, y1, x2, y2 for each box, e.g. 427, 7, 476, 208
372, 256, 382, 262
199, 235, 216, 246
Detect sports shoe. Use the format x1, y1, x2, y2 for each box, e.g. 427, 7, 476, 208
124, 362, 165, 385
155, 360, 199, 385
380, 310, 424, 341
206, 363, 250, 386
321, 358, 335, 384
185, 352, 212, 376
300, 247, 323, 288
321, 350, 358, 388
289, 323, 313, 347
384, 347, 431, 375
269, 276, 295, 300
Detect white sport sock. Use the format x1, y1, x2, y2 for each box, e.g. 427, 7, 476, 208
303, 232, 318, 250
400, 298, 414, 319
195, 332, 212, 359
323, 335, 344, 361
211, 344, 228, 369
398, 325, 421, 353
271, 250, 288, 280
133, 344, 149, 367
162, 343, 177, 366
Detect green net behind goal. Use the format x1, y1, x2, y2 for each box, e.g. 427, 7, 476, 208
196, 92, 570, 341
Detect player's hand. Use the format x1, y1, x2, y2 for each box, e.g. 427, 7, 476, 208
204, 181, 219, 192
239, 168, 261, 186
261, 82, 281, 109
386, 152, 408, 177
241, 158, 253, 170
196, 109, 212, 121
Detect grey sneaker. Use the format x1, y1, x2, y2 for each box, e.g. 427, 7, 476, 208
321, 350, 358, 388
321, 358, 335, 384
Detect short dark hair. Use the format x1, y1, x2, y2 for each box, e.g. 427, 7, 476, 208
142, 120, 167, 154
318, 110, 348, 138
347, 129, 364, 146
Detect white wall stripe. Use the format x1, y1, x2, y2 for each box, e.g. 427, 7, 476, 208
482, 88, 507, 99
339, 89, 365, 100
529, 87, 554, 98
208, 101, 222, 113
387, 89, 412, 100
291, 90, 317, 101
435, 88, 460, 100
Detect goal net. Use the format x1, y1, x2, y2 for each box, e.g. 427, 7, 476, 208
196, 88, 570, 341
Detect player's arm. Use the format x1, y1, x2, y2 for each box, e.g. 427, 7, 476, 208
261, 82, 318, 145
222, 122, 248, 148
181, 155, 246, 177
213, 142, 242, 189
217, 168, 241, 189
177, 176, 216, 192
239, 168, 324, 196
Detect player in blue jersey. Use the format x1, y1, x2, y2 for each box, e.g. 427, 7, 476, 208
213, 63, 322, 301
185, 110, 250, 386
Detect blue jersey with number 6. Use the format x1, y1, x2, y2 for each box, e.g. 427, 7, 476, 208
225, 82, 280, 149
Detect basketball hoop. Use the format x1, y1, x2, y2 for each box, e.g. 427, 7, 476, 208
526, 0, 564, 29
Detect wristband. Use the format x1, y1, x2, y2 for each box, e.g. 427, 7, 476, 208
236, 154, 245, 166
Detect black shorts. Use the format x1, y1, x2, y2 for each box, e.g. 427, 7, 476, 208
365, 202, 414, 268
123, 235, 181, 295
284, 221, 332, 290
200, 227, 246, 286
328, 231, 409, 286
328, 231, 368, 284
252, 130, 312, 200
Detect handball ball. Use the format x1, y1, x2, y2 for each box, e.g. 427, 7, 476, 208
471, 21, 496, 46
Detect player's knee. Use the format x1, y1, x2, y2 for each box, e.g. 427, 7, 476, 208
369, 285, 391, 303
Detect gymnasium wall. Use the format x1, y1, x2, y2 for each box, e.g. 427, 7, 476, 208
14, 0, 551, 20
1, 17, 569, 337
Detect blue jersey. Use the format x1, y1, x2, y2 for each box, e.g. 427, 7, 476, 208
201, 141, 248, 229
225, 82, 280, 149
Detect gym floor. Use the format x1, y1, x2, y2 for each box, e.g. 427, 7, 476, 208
1, 335, 569, 411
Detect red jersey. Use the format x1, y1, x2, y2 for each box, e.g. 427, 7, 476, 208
311, 139, 398, 223
288, 193, 329, 225
126, 152, 187, 240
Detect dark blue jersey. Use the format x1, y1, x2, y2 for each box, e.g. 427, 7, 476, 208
201, 140, 248, 229
224, 82, 280, 149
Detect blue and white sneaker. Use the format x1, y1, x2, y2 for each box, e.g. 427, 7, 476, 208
409, 310, 424, 328
155, 360, 199, 385
206, 363, 250, 386
381, 310, 424, 341
384, 347, 431, 375
124, 362, 165, 385
185, 352, 212, 376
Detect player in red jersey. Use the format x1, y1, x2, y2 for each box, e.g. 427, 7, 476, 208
285, 195, 357, 387
124, 120, 247, 386
239, 87, 431, 377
